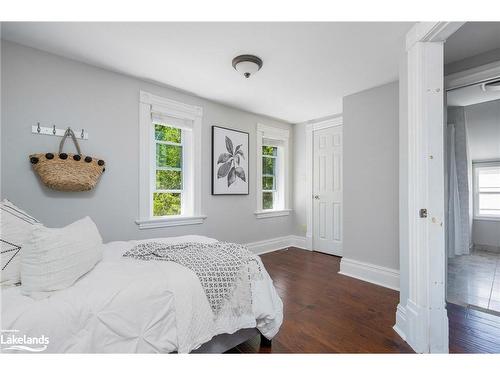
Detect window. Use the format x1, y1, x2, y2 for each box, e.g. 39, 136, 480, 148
474, 163, 500, 220
255, 124, 291, 219
154, 124, 183, 216
262, 145, 278, 210
137, 91, 205, 229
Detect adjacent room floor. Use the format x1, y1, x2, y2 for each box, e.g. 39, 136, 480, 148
231, 248, 500, 353
447, 250, 500, 313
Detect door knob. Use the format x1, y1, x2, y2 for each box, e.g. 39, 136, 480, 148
314, 195, 320, 200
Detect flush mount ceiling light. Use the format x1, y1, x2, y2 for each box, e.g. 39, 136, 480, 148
481, 80, 500, 92
232, 55, 263, 78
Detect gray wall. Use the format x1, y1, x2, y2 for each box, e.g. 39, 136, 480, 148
292, 121, 308, 236
1, 41, 294, 243
343, 81, 399, 270
473, 220, 500, 251
465, 99, 500, 161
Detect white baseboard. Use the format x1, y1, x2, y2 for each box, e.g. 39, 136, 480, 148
393, 303, 408, 341
245, 235, 308, 255
338, 258, 400, 291
288, 235, 308, 250
394, 299, 435, 353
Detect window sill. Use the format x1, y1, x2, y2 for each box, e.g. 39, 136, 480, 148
474, 216, 500, 223
254, 209, 292, 219
135, 215, 207, 229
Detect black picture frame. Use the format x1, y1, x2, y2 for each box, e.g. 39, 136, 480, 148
212, 125, 250, 195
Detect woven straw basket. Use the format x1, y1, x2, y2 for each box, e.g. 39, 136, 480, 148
30, 128, 105, 192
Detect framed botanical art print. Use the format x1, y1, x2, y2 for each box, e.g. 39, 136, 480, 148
212, 126, 249, 195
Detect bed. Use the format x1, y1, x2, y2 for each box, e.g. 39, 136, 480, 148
0, 235, 283, 353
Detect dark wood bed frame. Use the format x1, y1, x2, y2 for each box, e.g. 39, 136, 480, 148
192, 328, 271, 353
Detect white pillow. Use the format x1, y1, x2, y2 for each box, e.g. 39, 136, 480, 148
1, 199, 40, 286
21, 216, 103, 298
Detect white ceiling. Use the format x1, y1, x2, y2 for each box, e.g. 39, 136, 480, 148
445, 22, 500, 64
1, 22, 413, 123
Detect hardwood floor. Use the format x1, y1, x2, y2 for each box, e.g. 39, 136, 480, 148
448, 303, 500, 353
233, 247, 413, 353
230, 247, 500, 353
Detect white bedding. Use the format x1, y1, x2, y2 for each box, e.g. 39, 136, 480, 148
0, 235, 283, 353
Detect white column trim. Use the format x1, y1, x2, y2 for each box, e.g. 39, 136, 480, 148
405, 22, 465, 51
397, 22, 463, 354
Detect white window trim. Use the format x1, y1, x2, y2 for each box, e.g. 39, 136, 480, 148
254, 123, 291, 219
135, 215, 207, 229
136, 91, 205, 229
473, 161, 500, 222
254, 209, 292, 219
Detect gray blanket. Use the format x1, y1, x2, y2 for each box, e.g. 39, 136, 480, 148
123, 242, 260, 314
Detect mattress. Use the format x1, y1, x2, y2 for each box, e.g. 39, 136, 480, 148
0, 235, 283, 353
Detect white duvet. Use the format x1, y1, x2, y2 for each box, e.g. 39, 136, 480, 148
0, 235, 283, 353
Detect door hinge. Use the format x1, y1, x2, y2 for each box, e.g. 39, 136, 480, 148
419, 208, 428, 218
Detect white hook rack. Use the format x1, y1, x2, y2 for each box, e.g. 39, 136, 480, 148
31, 123, 89, 140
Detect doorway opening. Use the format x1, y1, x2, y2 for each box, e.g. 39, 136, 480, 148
445, 76, 500, 316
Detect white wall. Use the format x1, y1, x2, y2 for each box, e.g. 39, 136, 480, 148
465, 99, 500, 251
1, 41, 295, 243
342, 81, 400, 270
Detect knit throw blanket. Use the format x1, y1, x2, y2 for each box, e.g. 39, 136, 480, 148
123, 242, 261, 315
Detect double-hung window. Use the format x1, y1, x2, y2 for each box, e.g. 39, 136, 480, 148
137, 91, 205, 229
474, 162, 500, 220
262, 145, 278, 210
255, 123, 291, 218
154, 124, 184, 216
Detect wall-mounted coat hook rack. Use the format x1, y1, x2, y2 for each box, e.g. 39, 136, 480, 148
32, 123, 89, 140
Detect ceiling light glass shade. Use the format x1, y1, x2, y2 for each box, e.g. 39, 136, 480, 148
232, 55, 263, 78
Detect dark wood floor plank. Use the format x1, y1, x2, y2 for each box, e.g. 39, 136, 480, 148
235, 248, 412, 353
448, 303, 500, 353
233, 248, 500, 354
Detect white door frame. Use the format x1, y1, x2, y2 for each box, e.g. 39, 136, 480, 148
395, 22, 465, 353
305, 116, 343, 250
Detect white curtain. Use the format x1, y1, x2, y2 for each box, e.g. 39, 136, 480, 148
446, 123, 471, 257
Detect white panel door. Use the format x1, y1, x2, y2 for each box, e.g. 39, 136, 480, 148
313, 126, 342, 256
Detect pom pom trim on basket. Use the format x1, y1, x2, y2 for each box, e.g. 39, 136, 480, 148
29, 128, 105, 192
29, 152, 105, 192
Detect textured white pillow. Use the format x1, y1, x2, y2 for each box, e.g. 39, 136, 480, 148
21, 216, 103, 298
1, 199, 40, 286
